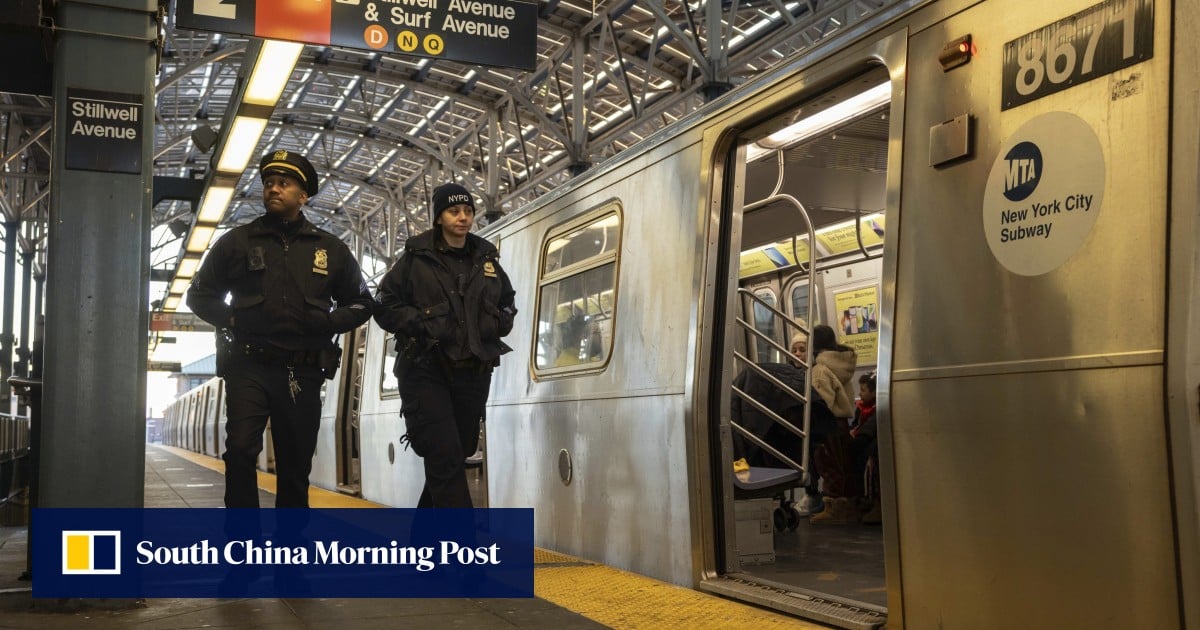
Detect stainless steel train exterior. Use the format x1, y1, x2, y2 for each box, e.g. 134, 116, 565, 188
163, 0, 1200, 627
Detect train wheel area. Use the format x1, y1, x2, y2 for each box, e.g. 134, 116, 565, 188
0, 445, 826, 629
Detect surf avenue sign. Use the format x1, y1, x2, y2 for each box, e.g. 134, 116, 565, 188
65, 88, 143, 174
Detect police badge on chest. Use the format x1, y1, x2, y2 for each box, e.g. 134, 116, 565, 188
313, 248, 328, 275
247, 246, 266, 271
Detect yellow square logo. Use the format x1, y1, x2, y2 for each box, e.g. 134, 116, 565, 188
62, 530, 121, 575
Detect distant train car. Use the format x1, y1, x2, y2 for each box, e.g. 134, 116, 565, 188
163, 0, 1199, 628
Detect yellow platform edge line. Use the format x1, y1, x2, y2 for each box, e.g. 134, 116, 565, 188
153, 444, 384, 508
152, 445, 816, 628
534, 563, 824, 629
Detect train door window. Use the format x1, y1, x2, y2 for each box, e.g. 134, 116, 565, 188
790, 283, 809, 324
380, 333, 399, 398
789, 279, 823, 328
533, 201, 622, 376
750, 287, 780, 362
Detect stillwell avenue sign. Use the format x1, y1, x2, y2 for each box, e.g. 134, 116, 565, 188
176, 0, 538, 71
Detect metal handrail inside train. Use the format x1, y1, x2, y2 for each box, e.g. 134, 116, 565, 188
731, 288, 812, 478
730, 150, 819, 483
732, 196, 884, 484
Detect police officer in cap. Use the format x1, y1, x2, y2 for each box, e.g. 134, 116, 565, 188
374, 182, 516, 508
187, 149, 374, 508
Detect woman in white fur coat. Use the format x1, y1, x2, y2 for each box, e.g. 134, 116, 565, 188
807, 324, 860, 523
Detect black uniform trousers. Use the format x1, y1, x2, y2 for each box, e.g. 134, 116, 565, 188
222, 355, 325, 508
398, 359, 491, 508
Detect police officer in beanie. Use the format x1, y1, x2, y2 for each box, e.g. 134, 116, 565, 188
187, 149, 374, 508
374, 182, 516, 508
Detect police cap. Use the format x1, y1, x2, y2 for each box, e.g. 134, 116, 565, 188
430, 182, 475, 225
259, 149, 319, 197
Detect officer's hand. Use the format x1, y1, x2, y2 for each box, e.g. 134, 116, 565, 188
498, 306, 516, 337
307, 308, 333, 334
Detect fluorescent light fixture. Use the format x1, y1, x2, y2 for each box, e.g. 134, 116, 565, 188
196, 185, 235, 223
163, 295, 181, 311
170, 277, 191, 295
815, 211, 886, 237
747, 82, 891, 161
216, 116, 268, 173
186, 225, 216, 254
176, 255, 202, 279
244, 40, 304, 106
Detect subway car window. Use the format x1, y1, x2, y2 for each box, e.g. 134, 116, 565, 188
542, 212, 620, 274
790, 283, 810, 325
751, 288, 779, 362
534, 204, 622, 375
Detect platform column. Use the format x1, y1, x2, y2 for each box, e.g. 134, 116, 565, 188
42, 0, 156, 507
1, 221, 15, 412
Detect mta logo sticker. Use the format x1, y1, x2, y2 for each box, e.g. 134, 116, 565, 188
1003, 141, 1042, 201
62, 531, 121, 575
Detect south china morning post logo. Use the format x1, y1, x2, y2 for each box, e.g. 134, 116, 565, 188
35, 508, 534, 598
61, 531, 121, 575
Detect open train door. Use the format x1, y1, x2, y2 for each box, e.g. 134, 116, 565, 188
335, 324, 368, 495
699, 50, 902, 629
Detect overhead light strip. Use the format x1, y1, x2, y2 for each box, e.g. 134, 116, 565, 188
216, 116, 269, 174
243, 40, 304, 106
195, 185, 235, 224
163, 39, 304, 312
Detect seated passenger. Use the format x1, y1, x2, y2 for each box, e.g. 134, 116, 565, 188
587, 324, 604, 362
851, 372, 882, 524
730, 321, 809, 468
788, 330, 808, 368
554, 313, 588, 367
731, 359, 807, 469
807, 324, 860, 524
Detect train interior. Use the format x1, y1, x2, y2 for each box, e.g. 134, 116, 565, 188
722, 66, 891, 613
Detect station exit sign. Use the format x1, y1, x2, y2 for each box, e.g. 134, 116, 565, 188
175, 0, 538, 70
147, 361, 184, 373
151, 312, 216, 333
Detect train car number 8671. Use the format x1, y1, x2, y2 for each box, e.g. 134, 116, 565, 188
1001, 0, 1154, 111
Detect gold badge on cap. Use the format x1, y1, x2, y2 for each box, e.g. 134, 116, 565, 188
274, 150, 288, 160
313, 248, 328, 275
483, 261, 497, 277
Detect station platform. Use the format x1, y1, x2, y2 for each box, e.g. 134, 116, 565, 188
0, 444, 826, 629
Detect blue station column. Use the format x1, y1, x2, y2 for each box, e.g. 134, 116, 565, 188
42, 0, 155, 507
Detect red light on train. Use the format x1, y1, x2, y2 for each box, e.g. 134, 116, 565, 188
939, 34, 973, 72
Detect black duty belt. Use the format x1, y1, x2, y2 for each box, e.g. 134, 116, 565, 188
443, 356, 482, 369
237, 343, 321, 367
435, 353, 490, 374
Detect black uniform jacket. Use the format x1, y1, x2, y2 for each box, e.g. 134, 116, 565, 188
374, 229, 516, 370
187, 212, 373, 350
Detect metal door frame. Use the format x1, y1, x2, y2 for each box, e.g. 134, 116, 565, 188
697, 28, 909, 627
335, 326, 367, 494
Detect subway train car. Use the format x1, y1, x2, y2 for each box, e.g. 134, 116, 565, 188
164, 0, 1200, 627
